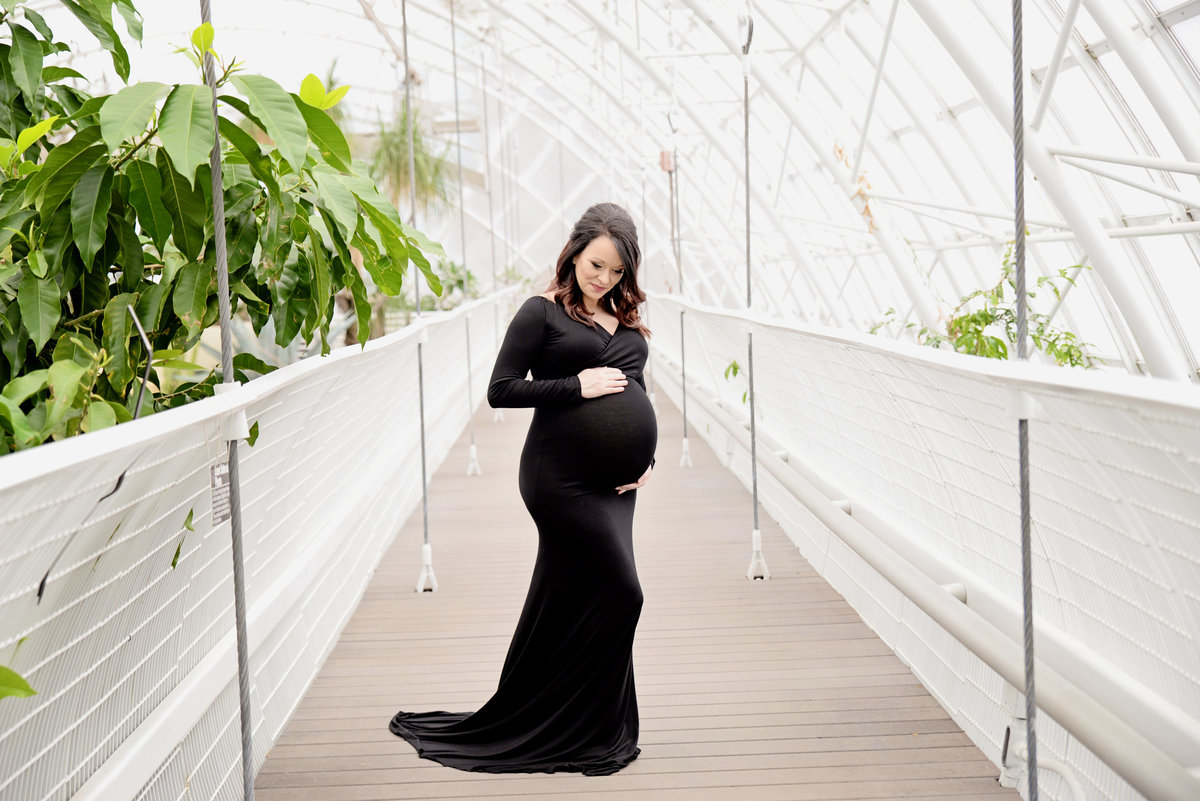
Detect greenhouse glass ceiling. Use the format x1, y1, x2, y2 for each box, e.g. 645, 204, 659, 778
31, 0, 1200, 381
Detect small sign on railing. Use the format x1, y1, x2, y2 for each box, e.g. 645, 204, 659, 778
211, 460, 231, 526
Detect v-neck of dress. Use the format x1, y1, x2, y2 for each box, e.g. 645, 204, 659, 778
540, 296, 619, 338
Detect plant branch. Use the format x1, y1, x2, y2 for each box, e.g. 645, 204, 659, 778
63, 308, 104, 327
113, 127, 158, 170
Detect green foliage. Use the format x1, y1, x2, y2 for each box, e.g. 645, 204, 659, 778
872, 245, 1096, 368
371, 104, 449, 212
722, 358, 748, 404
0, 2, 443, 453
0, 664, 35, 700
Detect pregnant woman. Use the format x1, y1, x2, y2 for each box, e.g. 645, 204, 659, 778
389, 202, 657, 775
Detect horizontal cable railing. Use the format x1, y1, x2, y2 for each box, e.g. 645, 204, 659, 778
648, 292, 1200, 801
0, 288, 517, 801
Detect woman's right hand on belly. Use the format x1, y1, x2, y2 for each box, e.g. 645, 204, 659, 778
578, 366, 627, 398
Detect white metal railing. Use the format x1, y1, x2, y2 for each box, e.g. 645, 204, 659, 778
0, 289, 517, 801
648, 292, 1200, 801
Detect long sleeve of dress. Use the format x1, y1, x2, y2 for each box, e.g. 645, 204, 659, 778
488, 298, 583, 408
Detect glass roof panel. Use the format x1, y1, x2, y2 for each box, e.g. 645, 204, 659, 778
17, 0, 1200, 380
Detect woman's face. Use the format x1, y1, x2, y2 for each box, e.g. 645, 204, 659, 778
573, 235, 625, 308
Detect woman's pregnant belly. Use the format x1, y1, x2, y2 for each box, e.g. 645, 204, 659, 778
525, 381, 658, 492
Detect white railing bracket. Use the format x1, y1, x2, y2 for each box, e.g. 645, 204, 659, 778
747, 528, 770, 580
415, 543, 438, 593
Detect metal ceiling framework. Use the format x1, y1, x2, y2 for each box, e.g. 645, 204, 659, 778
34, 0, 1200, 380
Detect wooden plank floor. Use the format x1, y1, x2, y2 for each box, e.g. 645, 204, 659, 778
255, 388, 1018, 800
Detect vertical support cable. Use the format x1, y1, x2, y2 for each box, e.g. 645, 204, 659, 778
478, 41, 504, 422
492, 33, 512, 424
197, 1, 253, 798
449, 0, 479, 476
403, 0, 436, 593
479, 47, 498, 292
641, 170, 655, 405
741, 4, 767, 581
666, 108, 690, 466
1013, 0, 1038, 796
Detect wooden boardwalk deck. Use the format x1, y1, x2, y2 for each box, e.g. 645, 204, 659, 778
255, 389, 1018, 800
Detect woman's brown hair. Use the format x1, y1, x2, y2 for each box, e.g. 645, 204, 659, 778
546, 202, 650, 337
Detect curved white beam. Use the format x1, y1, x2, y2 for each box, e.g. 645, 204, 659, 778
557, 0, 851, 325
1081, 0, 1200, 164
685, 0, 943, 331
906, 0, 1190, 381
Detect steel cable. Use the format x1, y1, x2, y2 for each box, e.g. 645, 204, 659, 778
198, 1, 254, 798
1012, 0, 1039, 796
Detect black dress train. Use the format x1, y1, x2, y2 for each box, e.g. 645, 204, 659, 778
389, 295, 657, 775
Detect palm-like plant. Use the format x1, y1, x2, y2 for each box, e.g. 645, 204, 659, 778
371, 104, 449, 216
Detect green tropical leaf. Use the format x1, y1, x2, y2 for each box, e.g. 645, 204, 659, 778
68, 95, 108, 124
101, 293, 137, 390
158, 84, 214, 183
22, 7, 56, 42
59, 0, 130, 81
294, 98, 350, 171
216, 116, 261, 163
114, 214, 144, 291
309, 229, 331, 322
172, 261, 212, 338
131, 280, 166, 331
26, 251, 50, 279
17, 270, 59, 352
2, 368, 48, 404
114, 0, 143, 43
8, 23, 43, 102
232, 352, 277, 375
81, 399, 116, 432
107, 399, 133, 423
16, 115, 59, 154
359, 206, 406, 294
190, 22, 214, 55
298, 74, 325, 108
0, 395, 39, 447
322, 84, 350, 109
24, 127, 106, 221
0, 208, 33, 253
157, 150, 205, 260
342, 253, 371, 344
217, 116, 278, 198
126, 157, 171, 252
53, 333, 98, 367
246, 420, 259, 446
99, 81, 168, 152
38, 205, 72, 275
341, 172, 404, 232
70, 163, 114, 266
0, 665, 36, 700
310, 165, 358, 237
400, 223, 446, 258
407, 238, 441, 296
230, 74, 309, 173
216, 94, 267, 136
171, 537, 184, 569
41, 66, 84, 84
44, 358, 87, 435
152, 357, 203, 370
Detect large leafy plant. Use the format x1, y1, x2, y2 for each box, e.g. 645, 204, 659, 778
872, 245, 1095, 368
0, 1, 442, 454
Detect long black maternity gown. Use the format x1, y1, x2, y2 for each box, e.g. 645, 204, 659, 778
389, 295, 657, 775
